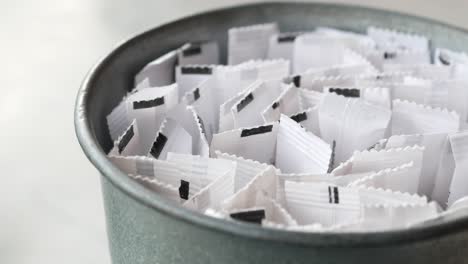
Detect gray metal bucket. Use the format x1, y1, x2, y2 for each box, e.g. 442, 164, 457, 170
75, 2, 468, 263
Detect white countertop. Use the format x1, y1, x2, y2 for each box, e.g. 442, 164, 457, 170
1, 0, 467, 263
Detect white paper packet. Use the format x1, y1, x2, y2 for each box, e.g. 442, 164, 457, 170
403, 77, 468, 125
318, 93, 392, 166
175, 65, 218, 100
277, 172, 362, 190
218, 91, 246, 133
267, 32, 304, 64
214, 151, 271, 192
134, 50, 178, 88
288, 107, 321, 136
109, 154, 236, 209
166, 153, 236, 211
447, 131, 468, 206
129, 174, 181, 202
298, 89, 324, 109
222, 166, 278, 209
211, 123, 278, 164
332, 146, 424, 193
367, 27, 429, 52
106, 83, 179, 148
135, 77, 150, 91
228, 202, 297, 226
221, 167, 297, 226
177, 41, 219, 66
276, 114, 332, 174
231, 80, 285, 129
283, 181, 360, 226
147, 118, 192, 160
383, 133, 447, 197
337, 202, 439, 232
435, 48, 468, 66
184, 77, 220, 142
348, 162, 418, 193
213, 114, 332, 175
108, 120, 144, 157
293, 34, 373, 73
261, 83, 301, 123
392, 99, 460, 135
108, 155, 183, 195
217, 59, 290, 102
228, 23, 279, 65
431, 136, 457, 207
166, 104, 210, 157
283, 181, 427, 227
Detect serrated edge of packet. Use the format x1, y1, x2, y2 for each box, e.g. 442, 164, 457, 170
214, 150, 275, 171
393, 99, 461, 118
269, 198, 298, 226
348, 161, 414, 187
363, 200, 436, 210
384, 64, 450, 82
128, 174, 178, 191
355, 185, 428, 204
223, 59, 290, 73
332, 145, 425, 174
367, 26, 429, 42
186, 105, 209, 143
303, 73, 373, 83
343, 48, 380, 72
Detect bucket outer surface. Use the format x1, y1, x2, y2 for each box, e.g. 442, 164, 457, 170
75, 2, 468, 263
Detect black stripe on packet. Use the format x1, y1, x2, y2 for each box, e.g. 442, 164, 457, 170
333, 187, 339, 204
182, 44, 202, 57
236, 93, 254, 112
179, 180, 190, 200
290, 111, 308, 123
230, 209, 265, 224
292, 75, 301, 87
240, 125, 273, 138
193, 88, 200, 101
180, 66, 212, 75
438, 54, 451, 65
118, 125, 134, 154
196, 115, 206, 135
383, 52, 397, 59
327, 140, 336, 173
328, 186, 339, 204
149, 133, 168, 159
133, 97, 165, 109
329, 88, 360, 98
277, 34, 297, 43
271, 101, 280, 109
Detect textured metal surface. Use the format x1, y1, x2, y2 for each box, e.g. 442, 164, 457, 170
75, 2, 468, 263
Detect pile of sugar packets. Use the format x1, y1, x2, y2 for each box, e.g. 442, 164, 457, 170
107, 23, 468, 232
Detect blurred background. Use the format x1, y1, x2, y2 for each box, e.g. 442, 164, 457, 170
1, 0, 468, 263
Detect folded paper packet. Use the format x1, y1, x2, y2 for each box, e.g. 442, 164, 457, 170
228, 23, 279, 65
106, 23, 468, 232
318, 93, 392, 166
211, 115, 332, 175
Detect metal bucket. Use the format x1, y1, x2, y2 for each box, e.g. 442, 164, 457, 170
75, 2, 468, 263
